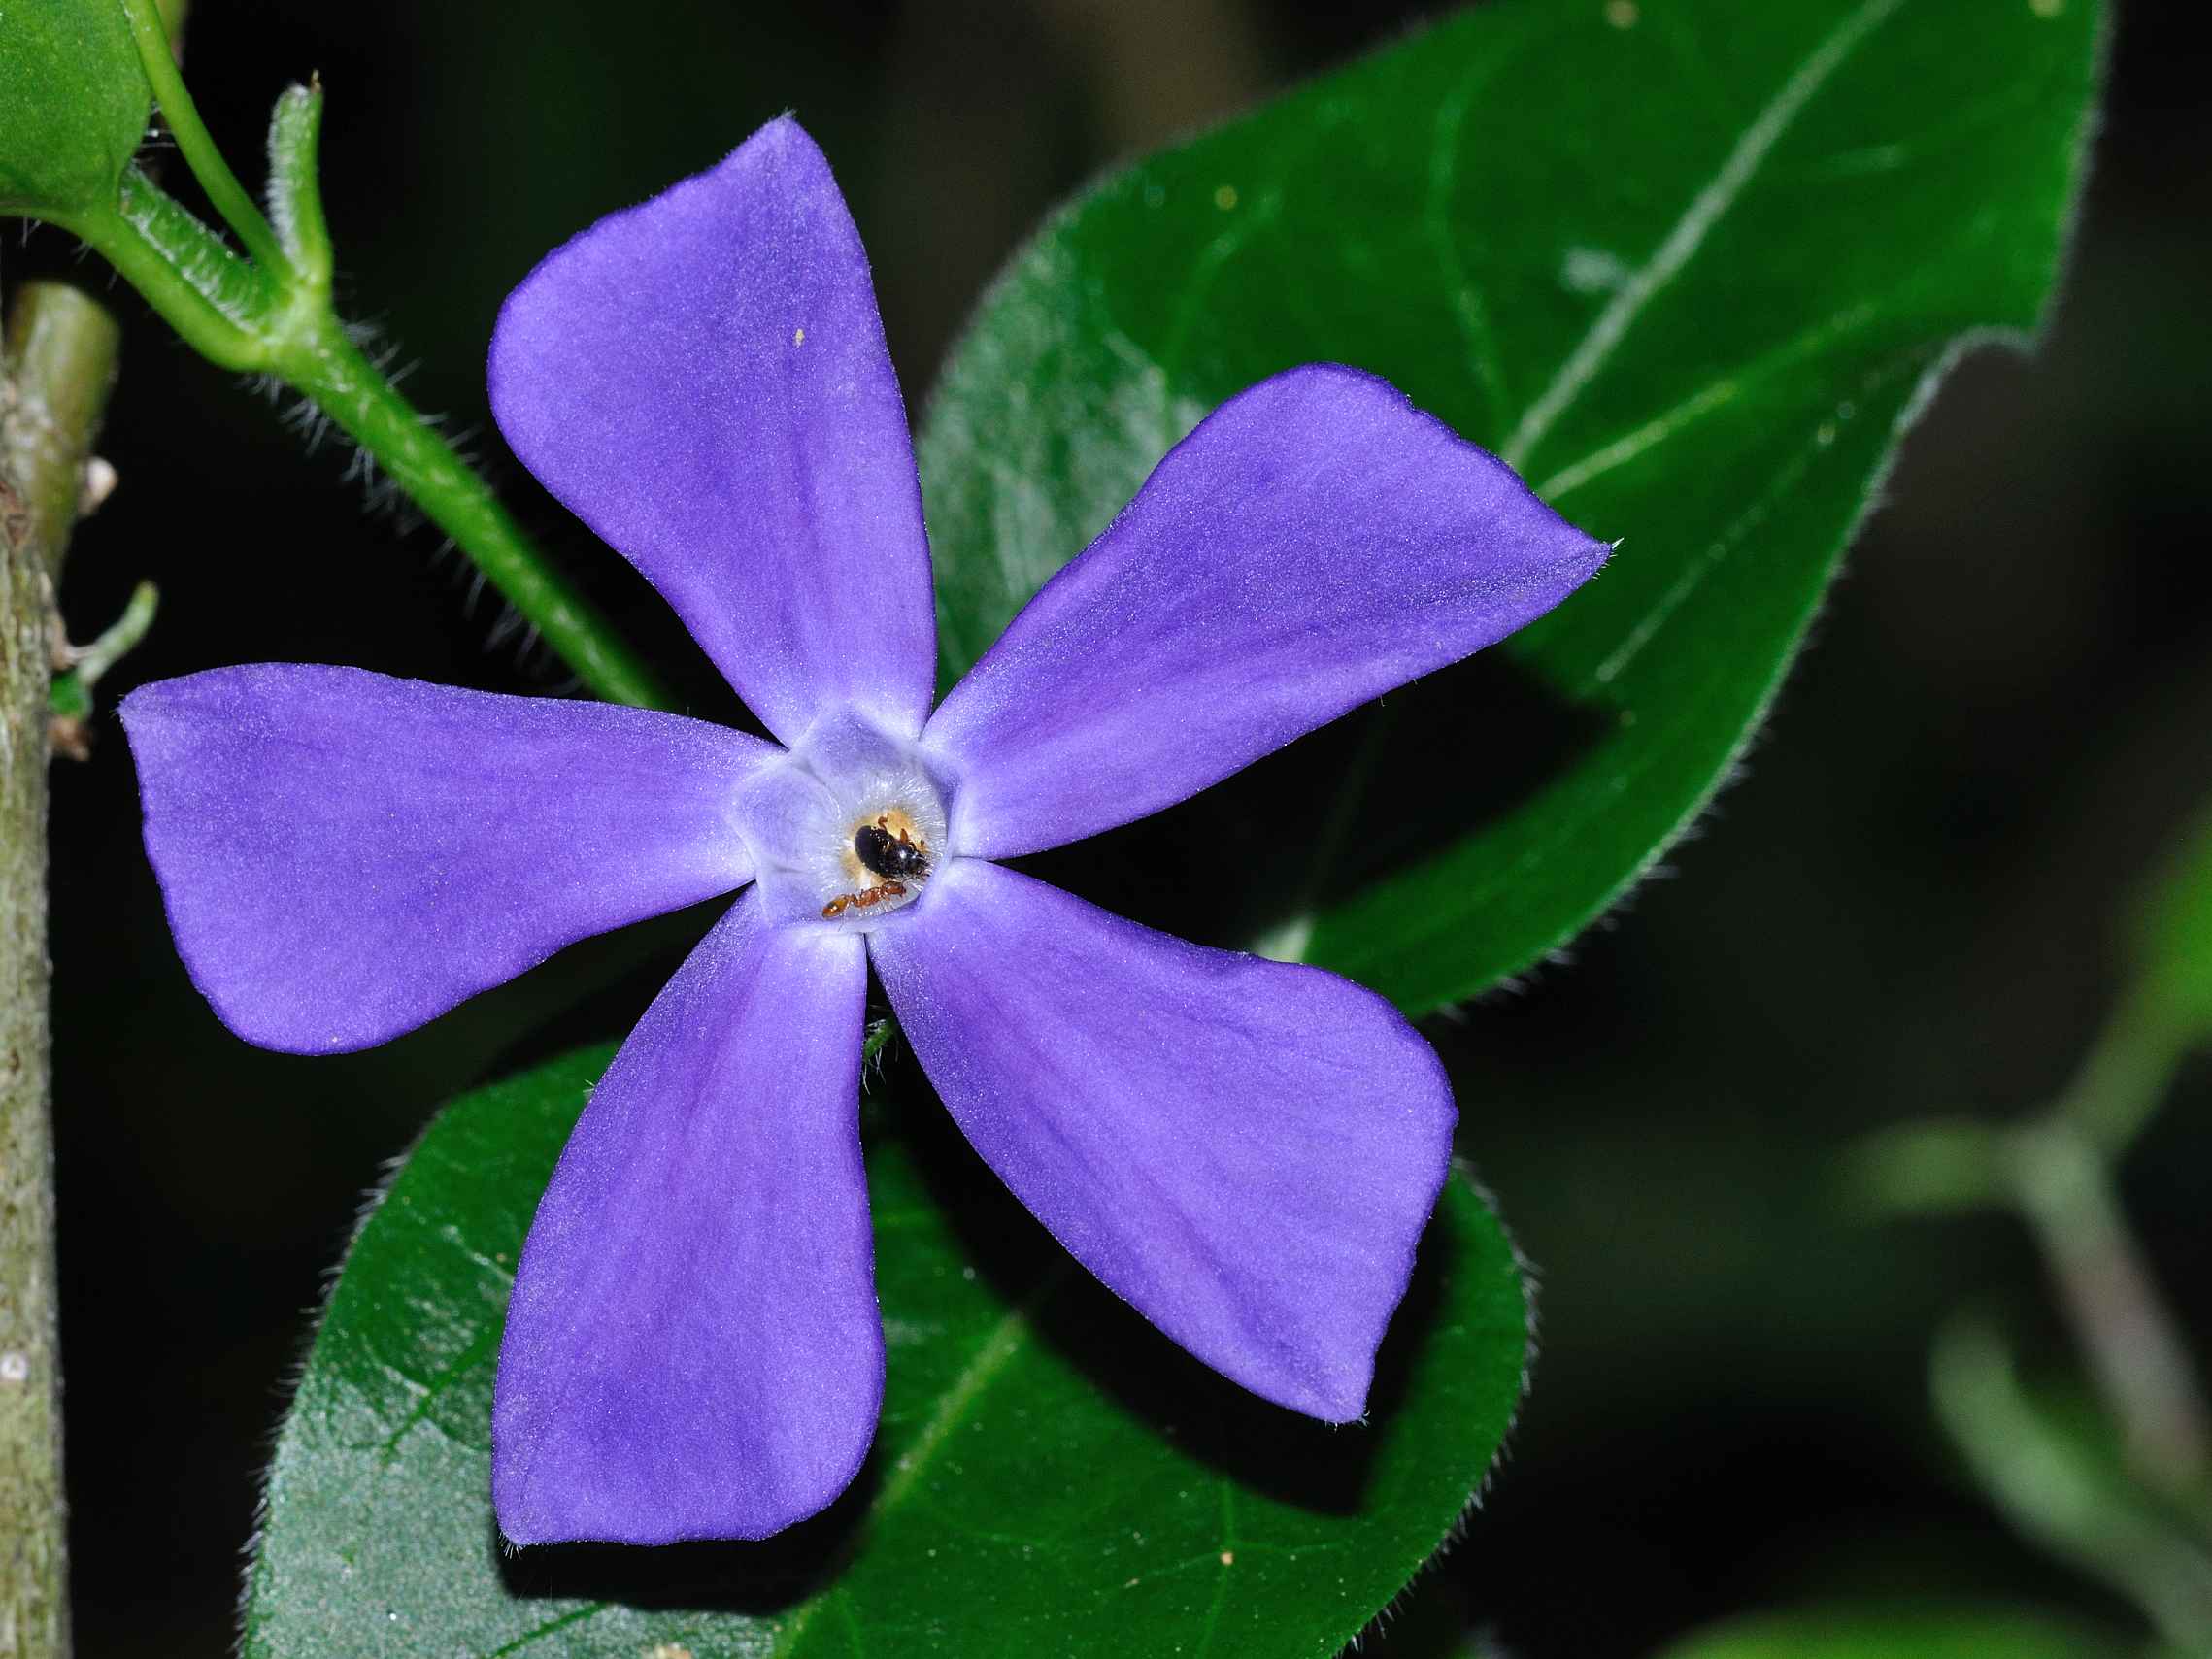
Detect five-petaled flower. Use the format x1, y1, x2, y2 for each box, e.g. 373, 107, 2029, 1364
120, 118, 1606, 1544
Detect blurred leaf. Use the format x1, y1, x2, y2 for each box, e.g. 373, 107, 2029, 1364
243, 1045, 1528, 1657
917, 0, 2102, 1013
1649, 1605, 2132, 1659
2129, 806, 2212, 1043
0, 0, 150, 216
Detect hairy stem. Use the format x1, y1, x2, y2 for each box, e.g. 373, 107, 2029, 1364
59, 184, 672, 708
273, 312, 672, 708
117, 0, 287, 278
54, 23, 677, 711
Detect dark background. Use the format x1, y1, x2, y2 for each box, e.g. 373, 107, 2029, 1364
17, 0, 2211, 1652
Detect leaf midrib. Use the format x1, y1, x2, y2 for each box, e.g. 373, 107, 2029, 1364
1498, 0, 1909, 471
1256, 0, 1911, 976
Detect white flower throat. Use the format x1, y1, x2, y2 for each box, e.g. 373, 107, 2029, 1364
732, 709, 950, 931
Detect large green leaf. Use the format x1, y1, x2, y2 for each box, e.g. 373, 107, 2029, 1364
0, 0, 150, 216
243, 1045, 1528, 1657
918, 0, 2101, 1014
1649, 1606, 2131, 1659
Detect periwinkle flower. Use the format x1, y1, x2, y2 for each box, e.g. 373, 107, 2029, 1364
120, 118, 1607, 1544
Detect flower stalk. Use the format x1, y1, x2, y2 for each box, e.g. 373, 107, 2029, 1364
2007, 1117, 2211, 1495
44, 1, 675, 713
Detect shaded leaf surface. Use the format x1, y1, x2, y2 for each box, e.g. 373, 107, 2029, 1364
243, 1045, 1527, 1657
918, 0, 2101, 1013
0, 0, 150, 215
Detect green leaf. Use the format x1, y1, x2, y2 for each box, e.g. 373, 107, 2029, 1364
0, 0, 151, 216
1649, 1606, 2132, 1659
2129, 804, 2212, 1044
243, 1045, 1527, 1657
917, 0, 2102, 1014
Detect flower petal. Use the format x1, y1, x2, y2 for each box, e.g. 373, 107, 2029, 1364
494, 889, 876, 1544
924, 364, 1610, 858
868, 859, 1455, 1421
120, 665, 769, 1054
489, 116, 935, 744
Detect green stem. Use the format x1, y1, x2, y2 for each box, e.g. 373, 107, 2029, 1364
272, 314, 672, 709
0, 289, 121, 575
59, 178, 267, 372
1933, 1318, 2212, 1651
1851, 929, 2210, 1497
60, 177, 672, 709
117, 0, 289, 278
66, 580, 159, 688
1860, 1108, 2212, 1502
2008, 1121, 2211, 1500
52, 581, 161, 724
39, 10, 677, 708
2060, 984, 2190, 1158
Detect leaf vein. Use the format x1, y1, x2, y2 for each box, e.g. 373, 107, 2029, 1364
1423, 60, 1516, 434
481, 1603, 607, 1658
1499, 0, 1907, 470
376, 1322, 499, 1464
1190, 1481, 1240, 1659
1533, 298, 1876, 501
1584, 347, 1923, 690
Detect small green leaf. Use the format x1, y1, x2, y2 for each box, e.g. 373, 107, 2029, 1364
0, 0, 151, 216
2129, 805, 2212, 1044
244, 1045, 1528, 1657
1649, 1606, 2132, 1659
917, 0, 2102, 1013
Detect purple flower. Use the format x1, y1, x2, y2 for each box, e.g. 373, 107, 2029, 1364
120, 118, 1606, 1545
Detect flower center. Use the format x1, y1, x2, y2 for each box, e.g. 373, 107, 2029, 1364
821, 809, 934, 919
731, 710, 950, 931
